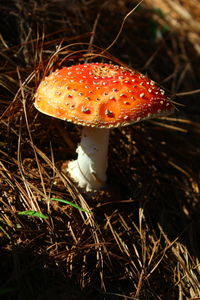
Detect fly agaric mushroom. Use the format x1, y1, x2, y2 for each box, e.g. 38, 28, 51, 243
34, 63, 174, 191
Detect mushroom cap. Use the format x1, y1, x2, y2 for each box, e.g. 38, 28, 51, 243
34, 63, 174, 128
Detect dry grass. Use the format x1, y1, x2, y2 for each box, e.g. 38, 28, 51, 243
0, 0, 200, 299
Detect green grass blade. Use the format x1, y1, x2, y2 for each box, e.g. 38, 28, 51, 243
18, 210, 48, 219
50, 198, 91, 213
0, 287, 17, 295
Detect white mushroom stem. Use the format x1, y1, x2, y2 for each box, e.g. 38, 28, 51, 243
67, 127, 110, 191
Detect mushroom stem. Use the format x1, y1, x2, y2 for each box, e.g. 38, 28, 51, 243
67, 127, 110, 191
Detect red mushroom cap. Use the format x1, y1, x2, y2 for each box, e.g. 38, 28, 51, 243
34, 63, 174, 128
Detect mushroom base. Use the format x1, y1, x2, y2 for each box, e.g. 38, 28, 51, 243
67, 127, 110, 191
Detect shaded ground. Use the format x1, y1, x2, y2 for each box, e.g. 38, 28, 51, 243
0, 0, 200, 299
